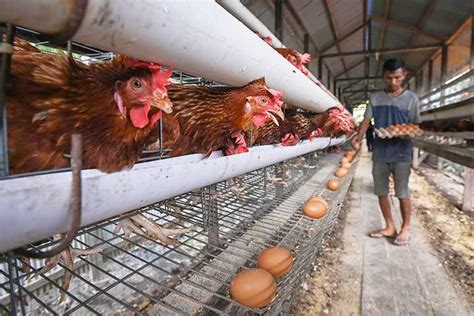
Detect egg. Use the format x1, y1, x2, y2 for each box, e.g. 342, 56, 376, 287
257, 247, 293, 276
303, 199, 328, 219
327, 179, 341, 191
230, 268, 277, 308
341, 156, 350, 164
335, 167, 348, 177
341, 161, 351, 169
308, 196, 329, 209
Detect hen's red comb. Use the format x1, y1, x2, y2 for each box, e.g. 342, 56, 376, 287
125, 59, 173, 93
266, 87, 284, 107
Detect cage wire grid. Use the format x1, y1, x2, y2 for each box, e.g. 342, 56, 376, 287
0, 151, 357, 315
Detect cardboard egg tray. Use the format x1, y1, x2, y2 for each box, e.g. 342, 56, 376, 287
374, 124, 423, 139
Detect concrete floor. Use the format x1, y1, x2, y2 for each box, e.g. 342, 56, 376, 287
339, 153, 472, 315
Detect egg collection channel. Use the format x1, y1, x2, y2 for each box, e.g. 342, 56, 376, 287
229, 149, 357, 309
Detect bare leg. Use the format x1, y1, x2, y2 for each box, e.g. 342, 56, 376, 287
369, 195, 397, 238
395, 198, 412, 245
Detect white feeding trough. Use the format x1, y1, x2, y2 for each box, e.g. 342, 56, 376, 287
0, 0, 340, 112
0, 137, 345, 253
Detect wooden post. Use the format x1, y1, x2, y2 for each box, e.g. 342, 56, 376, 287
304, 33, 309, 52
440, 45, 448, 105
413, 147, 420, 169
275, 0, 283, 41
437, 156, 443, 170
318, 57, 323, 80
463, 168, 473, 212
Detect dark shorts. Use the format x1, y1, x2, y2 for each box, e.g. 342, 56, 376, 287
372, 161, 412, 198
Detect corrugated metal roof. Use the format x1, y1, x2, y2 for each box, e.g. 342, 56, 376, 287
241, 0, 473, 102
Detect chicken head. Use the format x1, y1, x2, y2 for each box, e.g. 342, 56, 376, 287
114, 60, 174, 129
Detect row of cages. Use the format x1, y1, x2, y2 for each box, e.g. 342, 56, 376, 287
1, 150, 358, 315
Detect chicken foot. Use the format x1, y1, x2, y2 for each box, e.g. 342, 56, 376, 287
115, 214, 191, 245
32, 235, 103, 303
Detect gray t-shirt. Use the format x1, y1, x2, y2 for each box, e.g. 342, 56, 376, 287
364, 89, 421, 162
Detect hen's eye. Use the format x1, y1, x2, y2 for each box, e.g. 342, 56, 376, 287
260, 97, 268, 104
131, 79, 142, 89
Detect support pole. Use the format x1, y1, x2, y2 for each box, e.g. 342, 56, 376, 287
463, 168, 474, 212
318, 57, 323, 80
304, 33, 309, 52
275, 0, 284, 42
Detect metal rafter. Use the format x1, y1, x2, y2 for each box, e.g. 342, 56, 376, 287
322, 0, 349, 78
336, 76, 382, 82
375, 0, 392, 75
370, 15, 447, 41
401, 0, 438, 62
335, 58, 365, 78
322, 43, 442, 58
320, 21, 368, 54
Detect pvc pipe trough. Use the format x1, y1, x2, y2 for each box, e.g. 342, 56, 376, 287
0, 137, 345, 253
217, 0, 338, 102
0, 0, 340, 112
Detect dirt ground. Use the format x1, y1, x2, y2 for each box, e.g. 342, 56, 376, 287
293, 166, 474, 314
410, 169, 474, 306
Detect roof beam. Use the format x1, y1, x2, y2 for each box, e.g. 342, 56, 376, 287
284, 0, 320, 54
335, 58, 366, 78
319, 20, 368, 54
335, 76, 382, 82
375, 0, 392, 75
402, 0, 438, 62
321, 43, 442, 58
370, 15, 447, 42
322, 0, 349, 78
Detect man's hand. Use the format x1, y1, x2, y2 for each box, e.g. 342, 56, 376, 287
351, 136, 361, 150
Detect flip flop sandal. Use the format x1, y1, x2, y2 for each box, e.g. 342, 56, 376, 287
368, 231, 397, 239
394, 236, 411, 246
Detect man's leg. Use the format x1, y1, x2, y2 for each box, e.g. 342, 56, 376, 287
376, 195, 397, 236
370, 162, 397, 237
396, 198, 412, 243
393, 162, 412, 245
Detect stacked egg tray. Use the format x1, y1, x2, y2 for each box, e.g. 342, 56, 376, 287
374, 124, 424, 139
0, 151, 357, 315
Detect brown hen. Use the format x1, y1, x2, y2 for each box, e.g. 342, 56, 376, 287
166, 78, 284, 157
7, 38, 173, 174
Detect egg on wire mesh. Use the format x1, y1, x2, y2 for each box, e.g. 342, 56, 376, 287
257, 246, 293, 277
230, 268, 277, 308
303, 196, 328, 219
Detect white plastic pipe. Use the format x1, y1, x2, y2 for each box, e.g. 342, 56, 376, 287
217, 0, 284, 48
0, 0, 340, 112
0, 138, 345, 252
217, 0, 339, 102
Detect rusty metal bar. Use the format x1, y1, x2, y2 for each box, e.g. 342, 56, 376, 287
321, 43, 443, 59
0, 24, 14, 177
12, 134, 83, 259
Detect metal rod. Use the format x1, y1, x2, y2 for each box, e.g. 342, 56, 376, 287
335, 76, 381, 82
0, 23, 14, 177
12, 134, 83, 258
275, 0, 283, 41
320, 43, 443, 59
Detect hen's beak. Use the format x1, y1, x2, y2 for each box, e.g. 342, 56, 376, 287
151, 96, 173, 114
266, 107, 285, 126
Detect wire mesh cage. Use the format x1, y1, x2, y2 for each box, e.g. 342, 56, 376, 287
0, 150, 356, 315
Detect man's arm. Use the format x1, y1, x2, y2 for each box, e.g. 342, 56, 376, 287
352, 96, 374, 150
351, 118, 371, 150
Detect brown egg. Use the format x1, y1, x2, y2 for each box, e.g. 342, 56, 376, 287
341, 156, 350, 164
303, 199, 328, 219
230, 268, 277, 308
335, 167, 348, 177
308, 196, 329, 209
257, 247, 293, 277
327, 179, 341, 191
341, 161, 351, 169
